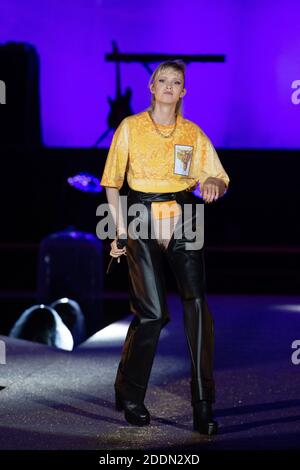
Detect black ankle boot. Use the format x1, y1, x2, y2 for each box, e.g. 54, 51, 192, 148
115, 392, 150, 426
193, 400, 218, 435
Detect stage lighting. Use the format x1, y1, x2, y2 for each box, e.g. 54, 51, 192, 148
9, 304, 74, 351
50, 298, 86, 346
37, 228, 104, 337
67, 173, 102, 193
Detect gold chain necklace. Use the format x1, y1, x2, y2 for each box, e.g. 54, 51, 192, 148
148, 111, 177, 138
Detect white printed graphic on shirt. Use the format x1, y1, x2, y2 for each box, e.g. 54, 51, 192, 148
174, 145, 193, 176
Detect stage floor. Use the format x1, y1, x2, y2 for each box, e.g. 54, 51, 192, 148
0, 294, 299, 450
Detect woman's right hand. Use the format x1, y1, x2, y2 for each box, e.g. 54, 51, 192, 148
110, 238, 127, 258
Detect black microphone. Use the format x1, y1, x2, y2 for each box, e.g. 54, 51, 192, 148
106, 238, 127, 274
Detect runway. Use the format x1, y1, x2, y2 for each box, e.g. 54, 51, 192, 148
0, 294, 299, 451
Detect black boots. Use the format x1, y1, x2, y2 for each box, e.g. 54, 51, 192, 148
193, 400, 218, 435
115, 391, 150, 426
115, 391, 217, 433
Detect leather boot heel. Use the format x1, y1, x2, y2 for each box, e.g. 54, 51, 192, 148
123, 402, 150, 426
115, 392, 150, 426
193, 401, 218, 436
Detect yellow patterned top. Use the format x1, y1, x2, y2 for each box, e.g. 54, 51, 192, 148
100, 111, 229, 193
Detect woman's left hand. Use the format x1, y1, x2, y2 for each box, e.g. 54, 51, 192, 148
201, 177, 227, 203
110, 238, 127, 258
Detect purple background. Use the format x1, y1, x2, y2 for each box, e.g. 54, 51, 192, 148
0, 0, 299, 148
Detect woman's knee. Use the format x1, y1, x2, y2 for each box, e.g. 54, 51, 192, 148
139, 308, 168, 326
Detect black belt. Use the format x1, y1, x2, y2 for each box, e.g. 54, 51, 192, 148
128, 189, 186, 203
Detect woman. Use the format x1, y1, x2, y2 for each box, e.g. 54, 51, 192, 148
100, 60, 229, 435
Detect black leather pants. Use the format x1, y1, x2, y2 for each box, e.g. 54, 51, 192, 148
115, 189, 215, 405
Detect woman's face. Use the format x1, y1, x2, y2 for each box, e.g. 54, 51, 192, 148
151, 68, 186, 107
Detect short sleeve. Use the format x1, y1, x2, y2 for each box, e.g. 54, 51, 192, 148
100, 118, 129, 190
196, 132, 230, 189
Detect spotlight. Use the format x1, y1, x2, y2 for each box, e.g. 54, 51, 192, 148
9, 304, 74, 351
50, 298, 86, 346
67, 173, 102, 193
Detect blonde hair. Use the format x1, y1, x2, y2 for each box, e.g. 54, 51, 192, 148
147, 60, 186, 116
